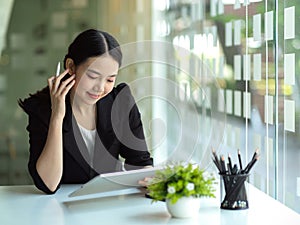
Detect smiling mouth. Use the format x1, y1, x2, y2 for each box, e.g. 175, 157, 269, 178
87, 92, 101, 99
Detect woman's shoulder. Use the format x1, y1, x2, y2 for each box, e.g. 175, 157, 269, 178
18, 86, 51, 115
112, 82, 132, 97
115, 82, 129, 92
106, 82, 137, 109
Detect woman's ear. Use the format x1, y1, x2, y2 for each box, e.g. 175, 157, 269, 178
66, 58, 75, 75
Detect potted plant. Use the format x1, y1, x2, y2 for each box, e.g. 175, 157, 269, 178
147, 163, 216, 218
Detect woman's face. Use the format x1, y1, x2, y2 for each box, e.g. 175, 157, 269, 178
71, 55, 119, 106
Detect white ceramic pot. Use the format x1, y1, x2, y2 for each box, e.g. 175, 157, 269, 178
166, 196, 200, 218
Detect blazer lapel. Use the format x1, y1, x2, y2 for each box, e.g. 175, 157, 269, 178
92, 97, 122, 173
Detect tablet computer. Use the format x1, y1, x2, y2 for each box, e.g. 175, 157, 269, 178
69, 167, 162, 197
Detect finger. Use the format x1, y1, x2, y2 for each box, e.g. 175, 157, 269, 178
65, 73, 76, 83
138, 177, 153, 187
138, 180, 148, 187
52, 69, 70, 94
144, 177, 152, 181
56, 68, 70, 79
48, 76, 55, 91
60, 79, 75, 97
52, 78, 60, 94
144, 177, 153, 184
57, 74, 75, 95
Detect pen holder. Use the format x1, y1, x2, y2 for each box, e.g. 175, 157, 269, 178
220, 173, 249, 210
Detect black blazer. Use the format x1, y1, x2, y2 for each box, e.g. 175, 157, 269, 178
19, 83, 153, 194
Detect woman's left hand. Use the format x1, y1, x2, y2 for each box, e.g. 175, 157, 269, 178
138, 176, 153, 187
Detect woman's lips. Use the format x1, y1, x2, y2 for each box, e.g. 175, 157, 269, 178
87, 92, 101, 99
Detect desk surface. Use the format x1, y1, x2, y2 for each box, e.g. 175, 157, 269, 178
1, 184, 299, 225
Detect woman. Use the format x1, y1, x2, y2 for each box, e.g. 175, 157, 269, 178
19, 29, 153, 194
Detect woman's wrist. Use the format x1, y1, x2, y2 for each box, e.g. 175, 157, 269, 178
50, 114, 64, 127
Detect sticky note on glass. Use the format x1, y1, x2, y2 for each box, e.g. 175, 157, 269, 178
234, 20, 241, 46
264, 95, 273, 125
234, 0, 241, 9
234, 91, 241, 117
284, 100, 295, 132
243, 92, 251, 119
265, 11, 273, 41
226, 89, 233, 114
225, 22, 232, 47
265, 137, 274, 167
243, 54, 251, 81
284, 6, 295, 40
253, 14, 261, 42
218, 0, 224, 15
234, 55, 241, 80
284, 53, 295, 85
218, 89, 225, 112
253, 54, 262, 81
219, 56, 224, 77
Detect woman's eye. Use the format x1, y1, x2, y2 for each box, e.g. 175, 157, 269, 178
87, 74, 97, 79
107, 79, 114, 83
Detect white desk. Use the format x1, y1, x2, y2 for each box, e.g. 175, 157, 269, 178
1, 184, 299, 225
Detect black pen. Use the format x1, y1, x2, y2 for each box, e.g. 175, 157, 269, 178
220, 155, 226, 174
251, 148, 259, 161
227, 163, 231, 174
243, 148, 259, 174
232, 164, 238, 174
212, 157, 221, 173
228, 154, 233, 174
244, 155, 259, 174
238, 149, 243, 171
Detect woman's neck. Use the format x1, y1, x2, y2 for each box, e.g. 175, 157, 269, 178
72, 101, 95, 116
70, 92, 97, 130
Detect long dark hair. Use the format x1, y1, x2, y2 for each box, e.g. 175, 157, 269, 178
63, 29, 122, 68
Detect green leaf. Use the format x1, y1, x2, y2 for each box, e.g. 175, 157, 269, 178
147, 163, 216, 204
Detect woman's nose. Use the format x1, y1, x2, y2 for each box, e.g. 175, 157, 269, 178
93, 81, 105, 93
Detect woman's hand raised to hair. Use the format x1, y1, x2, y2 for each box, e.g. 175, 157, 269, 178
47, 69, 76, 120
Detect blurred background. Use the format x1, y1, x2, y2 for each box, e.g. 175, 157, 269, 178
0, 0, 299, 213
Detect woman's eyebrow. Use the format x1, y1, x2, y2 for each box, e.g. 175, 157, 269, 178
87, 69, 102, 75
87, 69, 117, 77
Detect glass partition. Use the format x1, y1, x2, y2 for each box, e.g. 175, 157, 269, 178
152, 0, 300, 213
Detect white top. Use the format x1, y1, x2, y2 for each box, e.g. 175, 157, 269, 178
1, 184, 300, 225
78, 124, 96, 162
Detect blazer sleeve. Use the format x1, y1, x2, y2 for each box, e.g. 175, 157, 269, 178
19, 95, 60, 194
115, 83, 153, 170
